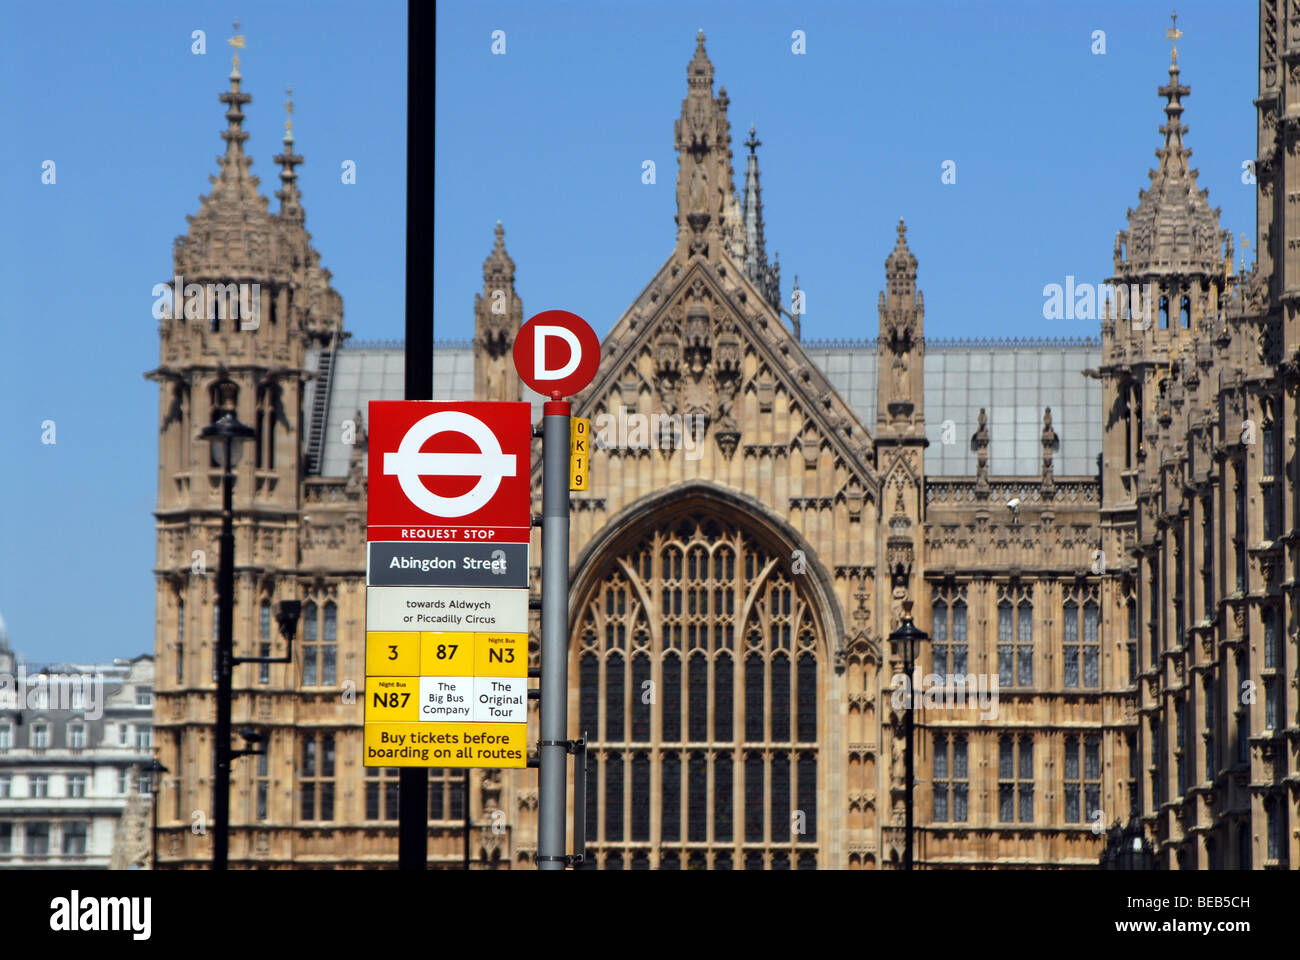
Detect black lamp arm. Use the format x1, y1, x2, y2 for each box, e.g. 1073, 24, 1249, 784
232, 600, 301, 666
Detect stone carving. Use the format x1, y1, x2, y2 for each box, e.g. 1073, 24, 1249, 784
972, 408, 990, 497
1041, 407, 1058, 498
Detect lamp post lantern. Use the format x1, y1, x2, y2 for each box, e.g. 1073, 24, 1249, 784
143, 758, 168, 870
200, 378, 255, 870
888, 602, 928, 871
1100, 816, 1157, 870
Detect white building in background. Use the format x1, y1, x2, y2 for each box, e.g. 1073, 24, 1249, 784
0, 612, 156, 868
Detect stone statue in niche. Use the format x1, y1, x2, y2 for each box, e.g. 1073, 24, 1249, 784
890, 584, 909, 633
888, 703, 906, 791
689, 163, 708, 213
893, 353, 908, 401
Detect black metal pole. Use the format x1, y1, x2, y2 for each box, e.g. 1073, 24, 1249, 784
398, 0, 435, 871
904, 646, 914, 872
213, 437, 235, 870
152, 779, 159, 870
464, 770, 471, 870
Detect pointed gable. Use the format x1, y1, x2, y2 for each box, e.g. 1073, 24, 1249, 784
559, 250, 878, 506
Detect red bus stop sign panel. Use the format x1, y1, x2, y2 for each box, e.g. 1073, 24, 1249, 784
367, 401, 531, 530
512, 310, 600, 397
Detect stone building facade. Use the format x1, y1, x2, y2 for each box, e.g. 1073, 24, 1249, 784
0, 617, 157, 869
148, 22, 1297, 868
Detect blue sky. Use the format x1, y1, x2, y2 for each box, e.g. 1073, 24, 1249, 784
0, 0, 1257, 662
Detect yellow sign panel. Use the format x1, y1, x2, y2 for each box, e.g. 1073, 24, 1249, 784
570, 417, 590, 491
366, 676, 419, 721
365, 631, 419, 676
364, 722, 528, 768
474, 632, 528, 677
363, 630, 530, 768
419, 631, 475, 676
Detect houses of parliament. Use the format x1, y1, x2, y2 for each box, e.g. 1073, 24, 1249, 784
147, 12, 1298, 869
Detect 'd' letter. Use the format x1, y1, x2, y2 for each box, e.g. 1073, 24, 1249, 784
534, 325, 581, 381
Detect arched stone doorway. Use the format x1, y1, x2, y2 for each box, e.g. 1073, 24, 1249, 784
567, 484, 841, 869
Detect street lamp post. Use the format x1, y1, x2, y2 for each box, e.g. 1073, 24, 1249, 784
888, 603, 928, 871
143, 758, 168, 870
1100, 816, 1157, 869
200, 378, 254, 870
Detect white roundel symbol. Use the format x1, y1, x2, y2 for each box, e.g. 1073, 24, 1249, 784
382, 411, 517, 518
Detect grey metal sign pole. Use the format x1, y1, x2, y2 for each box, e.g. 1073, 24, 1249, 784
538, 398, 571, 870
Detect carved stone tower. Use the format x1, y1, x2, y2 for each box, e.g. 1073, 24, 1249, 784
872, 221, 928, 842
1096, 26, 1263, 866
874, 219, 929, 618
1254, 3, 1297, 363
146, 49, 345, 864
473, 221, 523, 402
1098, 39, 1231, 601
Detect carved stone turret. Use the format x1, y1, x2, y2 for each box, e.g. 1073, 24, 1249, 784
474, 221, 523, 402
876, 220, 925, 435
674, 31, 737, 261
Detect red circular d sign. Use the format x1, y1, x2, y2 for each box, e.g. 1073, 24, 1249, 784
513, 310, 600, 398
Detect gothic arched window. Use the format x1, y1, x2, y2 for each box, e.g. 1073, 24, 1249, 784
1063, 585, 1100, 689
255, 384, 277, 470
930, 586, 967, 675
301, 600, 318, 686
575, 513, 822, 869
997, 586, 1033, 688
258, 598, 272, 684
176, 595, 185, 684
208, 382, 237, 468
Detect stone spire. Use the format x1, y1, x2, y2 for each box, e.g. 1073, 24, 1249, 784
207, 21, 262, 213
474, 221, 523, 402
674, 30, 736, 260
1113, 38, 1225, 278
877, 219, 925, 429
177, 25, 275, 280
274, 85, 304, 224
788, 271, 801, 340
742, 126, 766, 265
740, 125, 781, 310
884, 218, 919, 306
108, 779, 153, 870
